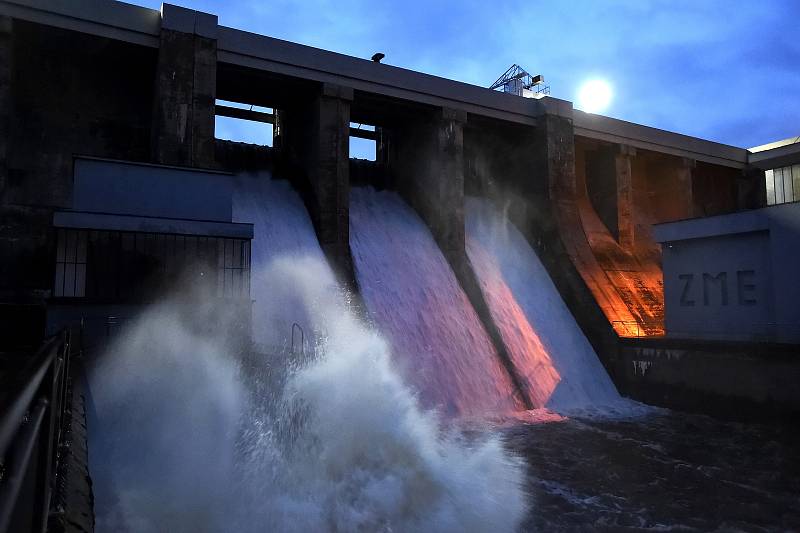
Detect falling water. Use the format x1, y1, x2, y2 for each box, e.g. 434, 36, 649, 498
349, 187, 523, 417
87, 175, 527, 532
465, 196, 622, 411
231, 173, 328, 350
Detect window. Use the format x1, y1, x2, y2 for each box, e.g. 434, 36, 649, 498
53, 229, 251, 300
350, 122, 376, 161
54, 229, 87, 297
766, 164, 800, 205
215, 99, 274, 146
218, 238, 251, 298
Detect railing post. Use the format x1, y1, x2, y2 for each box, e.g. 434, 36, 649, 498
31, 332, 64, 532
0, 332, 73, 533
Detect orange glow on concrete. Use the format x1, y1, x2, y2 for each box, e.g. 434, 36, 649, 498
577, 195, 665, 336
553, 143, 667, 337
553, 194, 650, 337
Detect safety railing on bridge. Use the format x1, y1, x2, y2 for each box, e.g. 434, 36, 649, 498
0, 330, 72, 533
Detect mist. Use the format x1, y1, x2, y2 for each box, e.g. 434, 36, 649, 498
86, 176, 528, 532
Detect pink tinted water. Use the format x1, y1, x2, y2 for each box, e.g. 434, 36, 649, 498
466, 197, 620, 411
350, 187, 523, 417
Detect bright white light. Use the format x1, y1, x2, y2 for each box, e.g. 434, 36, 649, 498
577, 79, 613, 114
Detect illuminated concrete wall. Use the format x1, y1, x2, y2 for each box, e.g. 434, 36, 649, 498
655, 202, 800, 343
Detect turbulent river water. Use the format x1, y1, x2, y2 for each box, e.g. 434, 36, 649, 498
87, 176, 800, 532
508, 411, 800, 531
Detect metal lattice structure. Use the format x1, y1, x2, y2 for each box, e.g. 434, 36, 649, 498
490, 64, 550, 98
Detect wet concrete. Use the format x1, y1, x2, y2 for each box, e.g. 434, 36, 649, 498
507, 412, 800, 531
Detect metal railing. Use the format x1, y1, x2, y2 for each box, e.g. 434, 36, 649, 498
0, 330, 72, 533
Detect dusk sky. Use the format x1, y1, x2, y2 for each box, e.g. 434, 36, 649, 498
132, 0, 799, 151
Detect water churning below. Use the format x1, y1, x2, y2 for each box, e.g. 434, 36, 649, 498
87, 175, 527, 532
82, 175, 797, 532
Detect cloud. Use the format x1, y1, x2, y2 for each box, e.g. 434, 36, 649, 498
133, 0, 799, 147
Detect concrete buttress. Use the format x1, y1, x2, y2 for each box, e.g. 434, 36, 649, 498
152, 5, 217, 168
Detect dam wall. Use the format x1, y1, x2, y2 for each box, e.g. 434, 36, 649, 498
1, 0, 794, 419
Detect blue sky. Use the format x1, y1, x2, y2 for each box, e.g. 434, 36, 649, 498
134, 0, 799, 151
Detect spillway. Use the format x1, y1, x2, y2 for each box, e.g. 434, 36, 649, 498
232, 173, 335, 350
350, 187, 523, 417
87, 175, 527, 532
465, 196, 621, 411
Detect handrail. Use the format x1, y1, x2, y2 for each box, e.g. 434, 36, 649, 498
0, 329, 72, 533
0, 336, 60, 458
291, 322, 305, 356
0, 399, 48, 532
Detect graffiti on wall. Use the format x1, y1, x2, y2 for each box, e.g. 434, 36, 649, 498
678, 270, 757, 307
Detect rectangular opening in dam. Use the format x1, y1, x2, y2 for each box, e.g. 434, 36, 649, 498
214, 99, 274, 147
350, 122, 376, 161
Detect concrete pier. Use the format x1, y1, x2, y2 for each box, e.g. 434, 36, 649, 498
152, 5, 217, 168
395, 107, 467, 263
280, 83, 353, 284
614, 145, 635, 249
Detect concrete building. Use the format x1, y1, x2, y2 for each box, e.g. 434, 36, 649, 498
0, 0, 796, 417
47, 157, 253, 344
617, 138, 800, 417
655, 200, 800, 345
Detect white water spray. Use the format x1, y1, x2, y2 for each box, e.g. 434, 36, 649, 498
87, 175, 527, 532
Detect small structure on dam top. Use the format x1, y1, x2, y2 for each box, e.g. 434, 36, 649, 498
489, 64, 550, 99
0, 0, 798, 426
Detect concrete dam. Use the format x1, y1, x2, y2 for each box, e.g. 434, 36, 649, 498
0, 1, 799, 532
